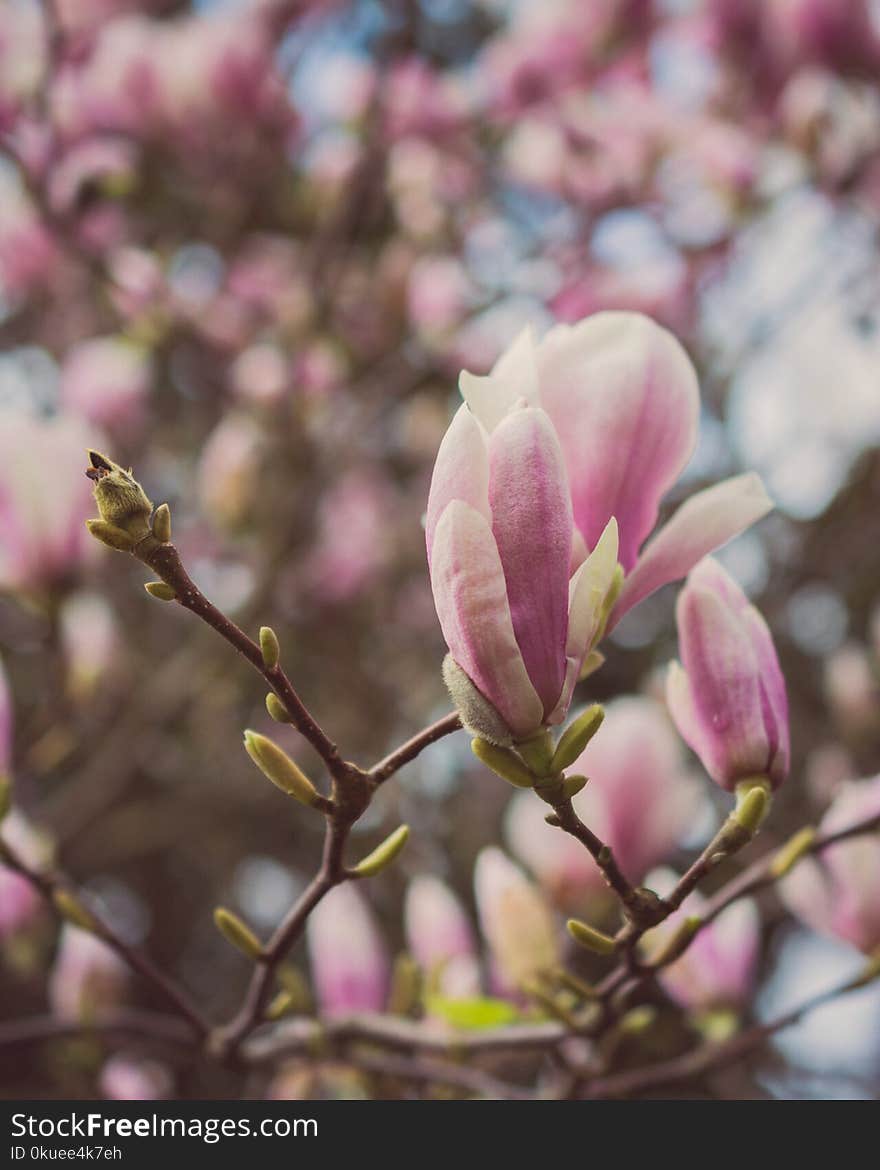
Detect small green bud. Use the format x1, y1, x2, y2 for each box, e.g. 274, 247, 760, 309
85, 451, 152, 539
53, 888, 100, 933
516, 730, 554, 777
647, 915, 703, 968
734, 779, 771, 835
86, 518, 136, 552
144, 581, 176, 601
259, 626, 281, 670
152, 503, 171, 543
566, 917, 618, 955
561, 774, 588, 800
619, 1005, 657, 1036
0, 775, 11, 821
550, 966, 597, 1002
265, 989, 295, 1021
352, 824, 410, 877
551, 705, 605, 773
243, 731, 321, 807
769, 827, 816, 879
213, 907, 263, 960
265, 693, 292, 723
471, 738, 535, 788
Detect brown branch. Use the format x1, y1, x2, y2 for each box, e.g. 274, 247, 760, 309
0, 839, 209, 1038
0, 1011, 194, 1053
370, 712, 461, 783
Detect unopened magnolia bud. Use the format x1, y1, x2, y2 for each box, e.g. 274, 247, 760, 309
551, 705, 605, 773
144, 581, 176, 601
85, 451, 152, 540
260, 626, 281, 670
769, 827, 816, 879
567, 918, 618, 955
213, 907, 263, 959
265, 988, 295, 1021
86, 519, 136, 552
442, 655, 513, 746
265, 693, 292, 723
734, 780, 771, 835
352, 824, 410, 877
243, 731, 320, 807
561, 774, 588, 799
53, 888, 100, 933
471, 739, 534, 788
152, 503, 171, 543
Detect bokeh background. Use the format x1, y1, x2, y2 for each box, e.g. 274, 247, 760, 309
1, 0, 879, 1099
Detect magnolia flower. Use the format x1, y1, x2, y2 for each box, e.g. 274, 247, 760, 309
99, 1055, 171, 1101
306, 885, 388, 1017
474, 848, 559, 996
779, 776, 880, 955
667, 557, 789, 791
458, 312, 772, 632
427, 396, 619, 743
60, 336, 152, 435
0, 657, 11, 777
48, 925, 129, 1023
404, 875, 481, 998
0, 410, 99, 593
0, 812, 49, 939
642, 870, 761, 1013
505, 697, 704, 907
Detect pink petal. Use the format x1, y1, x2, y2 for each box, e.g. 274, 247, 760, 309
425, 404, 490, 566
537, 312, 699, 572
611, 472, 773, 629
430, 500, 544, 739
459, 326, 540, 433
488, 406, 572, 717
675, 584, 769, 788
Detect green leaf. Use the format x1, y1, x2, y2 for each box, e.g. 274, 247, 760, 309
426, 995, 521, 1031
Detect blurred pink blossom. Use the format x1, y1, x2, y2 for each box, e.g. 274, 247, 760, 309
780, 775, 880, 955
306, 884, 388, 1017
505, 697, 704, 908
0, 811, 50, 940
404, 875, 481, 999
0, 410, 100, 593
60, 336, 152, 434
99, 1054, 171, 1101
49, 924, 128, 1022
474, 847, 559, 997
306, 470, 395, 604
196, 413, 264, 532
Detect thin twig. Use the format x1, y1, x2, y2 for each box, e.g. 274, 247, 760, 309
370, 712, 461, 783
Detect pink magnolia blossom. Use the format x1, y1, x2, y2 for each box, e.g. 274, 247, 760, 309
474, 848, 559, 996
99, 1055, 171, 1101
0, 656, 11, 777
643, 871, 761, 1012
404, 876, 481, 999
779, 775, 880, 955
505, 697, 703, 907
667, 557, 789, 791
0, 811, 50, 939
427, 390, 619, 742
306, 885, 388, 1017
0, 410, 99, 593
60, 336, 152, 435
48, 925, 129, 1023
458, 313, 773, 634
